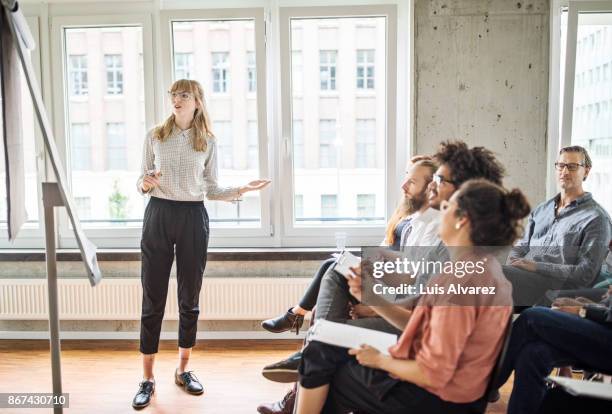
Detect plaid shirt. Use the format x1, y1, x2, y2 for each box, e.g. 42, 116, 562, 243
136, 127, 241, 202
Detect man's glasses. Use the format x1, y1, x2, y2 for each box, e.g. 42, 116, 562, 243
554, 162, 584, 172
433, 174, 456, 186
168, 91, 194, 101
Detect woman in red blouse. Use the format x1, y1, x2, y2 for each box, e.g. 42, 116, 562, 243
295, 179, 530, 414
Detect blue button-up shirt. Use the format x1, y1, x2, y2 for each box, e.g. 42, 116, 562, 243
509, 192, 612, 288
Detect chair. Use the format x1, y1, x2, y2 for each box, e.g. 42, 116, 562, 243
471, 314, 514, 413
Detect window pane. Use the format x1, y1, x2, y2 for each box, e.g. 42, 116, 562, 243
64, 26, 146, 227
174, 52, 194, 79
171, 19, 261, 227
290, 17, 386, 225
0, 67, 40, 229
569, 12, 612, 214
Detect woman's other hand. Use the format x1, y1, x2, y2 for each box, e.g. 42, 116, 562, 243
239, 179, 271, 195
349, 345, 383, 369
141, 171, 162, 192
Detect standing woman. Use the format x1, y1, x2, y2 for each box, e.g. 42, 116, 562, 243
132, 79, 270, 409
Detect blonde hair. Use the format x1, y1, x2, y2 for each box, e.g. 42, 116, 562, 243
384, 156, 437, 246
153, 79, 214, 152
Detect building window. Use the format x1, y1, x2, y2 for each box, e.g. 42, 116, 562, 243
212, 52, 230, 93
357, 194, 376, 218
319, 50, 337, 91
214, 121, 233, 169
319, 120, 337, 168
174, 52, 193, 80
69, 55, 88, 96
321, 194, 338, 218
106, 123, 127, 170
247, 121, 258, 169
356, 49, 375, 89
105, 54, 123, 95
293, 120, 304, 168
355, 119, 376, 168
70, 123, 91, 171
247, 51, 256, 93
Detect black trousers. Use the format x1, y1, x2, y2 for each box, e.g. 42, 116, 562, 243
139, 197, 209, 354
299, 341, 483, 414
297, 258, 336, 311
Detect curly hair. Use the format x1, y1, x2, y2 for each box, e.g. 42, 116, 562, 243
433, 140, 505, 186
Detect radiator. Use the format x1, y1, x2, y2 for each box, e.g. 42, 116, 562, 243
0, 278, 311, 320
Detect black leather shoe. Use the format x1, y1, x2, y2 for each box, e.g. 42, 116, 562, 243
257, 386, 296, 414
132, 380, 155, 409
262, 351, 301, 383
261, 309, 304, 334
174, 369, 204, 395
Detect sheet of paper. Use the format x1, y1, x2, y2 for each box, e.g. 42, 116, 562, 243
4, 6, 101, 286
334, 250, 361, 279
0, 7, 27, 241
309, 320, 397, 355
547, 376, 612, 401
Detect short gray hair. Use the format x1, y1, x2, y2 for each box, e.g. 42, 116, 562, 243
559, 145, 592, 169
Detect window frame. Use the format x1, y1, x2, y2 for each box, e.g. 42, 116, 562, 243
278, 5, 398, 246
51, 13, 156, 249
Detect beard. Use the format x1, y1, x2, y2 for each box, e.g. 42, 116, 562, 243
403, 189, 427, 214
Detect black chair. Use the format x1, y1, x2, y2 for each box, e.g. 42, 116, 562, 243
471, 314, 514, 413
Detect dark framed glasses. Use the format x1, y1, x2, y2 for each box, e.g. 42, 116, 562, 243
433, 173, 456, 186
554, 162, 584, 172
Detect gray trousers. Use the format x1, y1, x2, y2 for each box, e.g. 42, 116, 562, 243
313, 266, 400, 335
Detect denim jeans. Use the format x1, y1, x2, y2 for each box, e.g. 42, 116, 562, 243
498, 307, 612, 414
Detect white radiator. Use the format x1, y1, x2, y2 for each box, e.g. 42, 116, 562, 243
0, 278, 311, 320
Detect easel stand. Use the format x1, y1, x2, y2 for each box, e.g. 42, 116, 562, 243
42, 182, 64, 414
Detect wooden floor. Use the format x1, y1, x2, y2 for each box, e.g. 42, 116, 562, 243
0, 340, 512, 413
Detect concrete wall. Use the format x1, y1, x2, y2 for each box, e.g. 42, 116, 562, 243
415, 0, 550, 205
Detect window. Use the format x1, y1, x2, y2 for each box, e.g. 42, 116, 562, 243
319, 50, 337, 91
106, 123, 127, 170
293, 120, 304, 168
70, 123, 91, 171
294, 194, 304, 220
105, 54, 123, 95
284, 12, 391, 232
214, 121, 233, 169
169, 18, 263, 230
212, 52, 230, 93
356, 49, 375, 89
355, 119, 376, 168
357, 194, 376, 218
74, 197, 92, 220
247, 121, 258, 169
319, 120, 337, 168
291, 51, 303, 95
321, 194, 337, 218
560, 6, 612, 215
174, 52, 193, 80
69, 55, 88, 96
63, 26, 146, 228
247, 51, 256, 93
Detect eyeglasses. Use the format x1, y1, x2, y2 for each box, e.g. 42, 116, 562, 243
554, 162, 584, 172
433, 174, 456, 186
168, 91, 194, 101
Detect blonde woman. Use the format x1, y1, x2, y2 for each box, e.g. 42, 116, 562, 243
132, 79, 270, 409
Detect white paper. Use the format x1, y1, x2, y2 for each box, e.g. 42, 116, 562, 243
334, 250, 361, 279
309, 320, 397, 355
547, 376, 612, 401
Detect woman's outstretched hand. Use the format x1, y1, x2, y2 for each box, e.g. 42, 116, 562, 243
239, 179, 271, 195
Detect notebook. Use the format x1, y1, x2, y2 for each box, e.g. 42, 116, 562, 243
546, 376, 612, 401
309, 320, 397, 355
